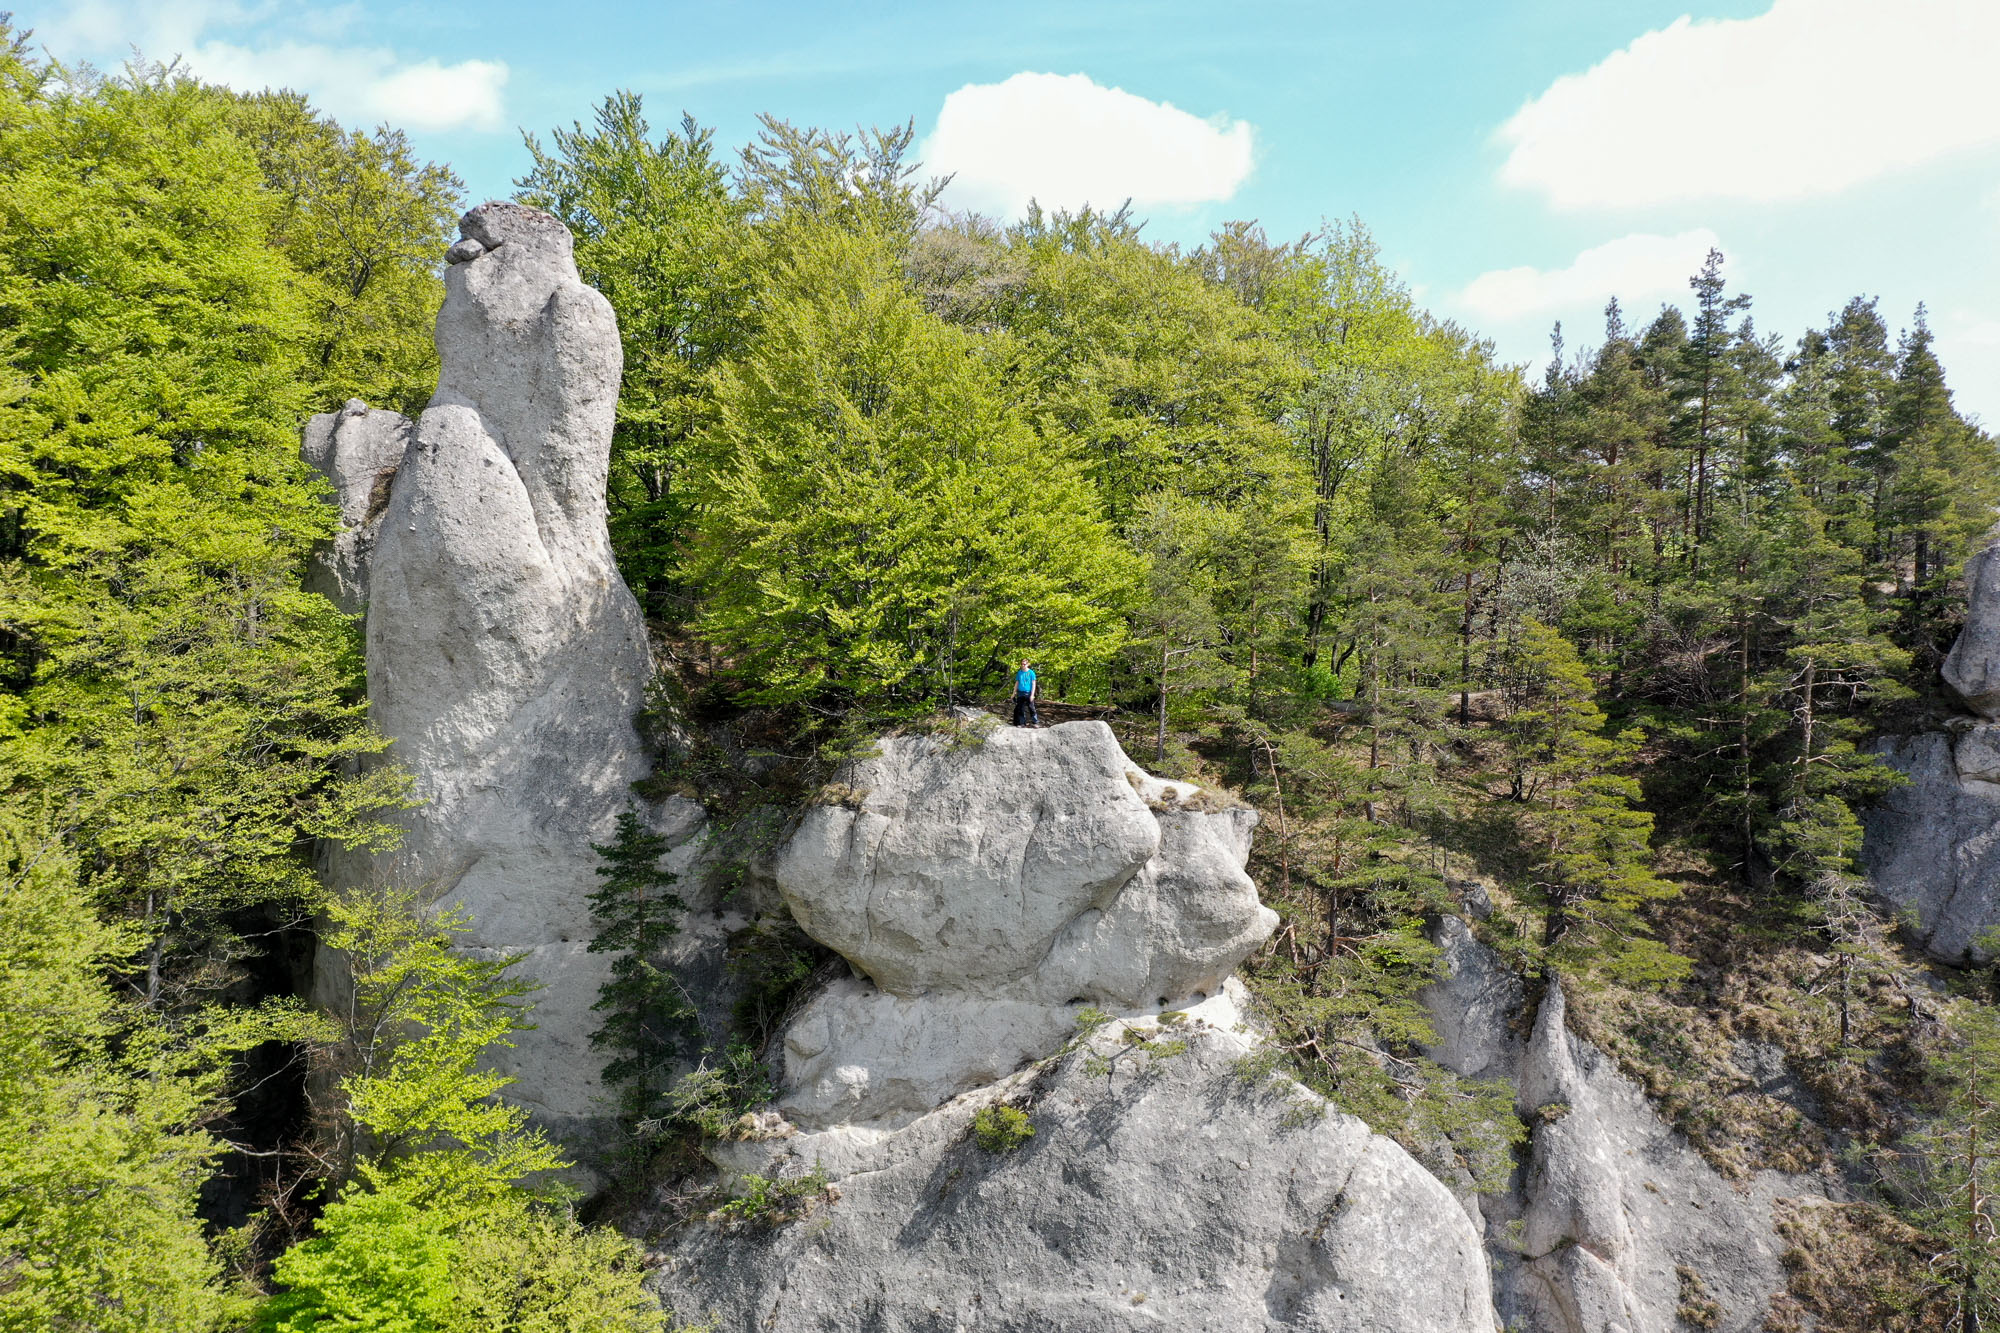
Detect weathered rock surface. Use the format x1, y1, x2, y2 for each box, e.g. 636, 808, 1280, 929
656, 1005, 1498, 1333
307, 201, 696, 1141
1944, 527, 2000, 718
300, 399, 411, 614
1864, 527, 2000, 962
774, 721, 1277, 1126
1864, 726, 2000, 963
1422, 920, 1815, 1333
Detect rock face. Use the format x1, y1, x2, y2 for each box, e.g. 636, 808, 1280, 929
1864, 727, 2000, 963
1864, 527, 2000, 964
306, 202, 699, 1140
1422, 919, 1813, 1333
1944, 527, 2000, 717
300, 400, 411, 614
660, 1006, 1498, 1333
774, 721, 1277, 1126
650, 723, 1496, 1330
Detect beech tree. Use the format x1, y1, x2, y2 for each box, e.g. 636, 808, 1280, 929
689, 221, 1136, 713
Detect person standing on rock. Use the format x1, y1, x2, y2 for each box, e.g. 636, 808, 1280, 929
1012, 659, 1040, 727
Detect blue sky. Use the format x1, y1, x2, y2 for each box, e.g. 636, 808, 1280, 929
24, 0, 2000, 423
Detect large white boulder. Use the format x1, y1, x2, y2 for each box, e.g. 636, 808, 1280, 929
307, 202, 698, 1141
657, 1009, 1499, 1333
774, 721, 1277, 1126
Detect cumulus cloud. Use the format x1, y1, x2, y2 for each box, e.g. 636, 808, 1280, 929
1457, 230, 1724, 322
189, 41, 508, 131
1499, 0, 2000, 210
922, 72, 1254, 219
29, 1, 508, 133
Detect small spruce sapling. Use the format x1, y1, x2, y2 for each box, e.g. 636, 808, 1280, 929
588, 809, 700, 1131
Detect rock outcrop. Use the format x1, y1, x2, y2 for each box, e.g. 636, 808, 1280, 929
1944, 528, 2000, 718
1863, 725, 2000, 963
774, 720, 1277, 1126
1866, 524, 2000, 963
647, 722, 1499, 1330
662, 1000, 1497, 1333
305, 202, 700, 1141
1422, 918, 1815, 1333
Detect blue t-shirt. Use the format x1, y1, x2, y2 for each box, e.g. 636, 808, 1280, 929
1015, 667, 1036, 695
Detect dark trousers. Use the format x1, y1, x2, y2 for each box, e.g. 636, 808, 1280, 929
1012, 692, 1039, 727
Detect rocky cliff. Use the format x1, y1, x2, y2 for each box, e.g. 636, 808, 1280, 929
1865, 525, 2000, 963
1422, 920, 1817, 1333
304, 202, 704, 1143
304, 203, 1855, 1331
653, 719, 1498, 1332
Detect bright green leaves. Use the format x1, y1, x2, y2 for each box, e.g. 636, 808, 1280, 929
0, 43, 411, 1014
320, 890, 564, 1211
0, 814, 249, 1333
267, 891, 664, 1333
690, 223, 1136, 712
222, 89, 463, 418
259, 1189, 666, 1333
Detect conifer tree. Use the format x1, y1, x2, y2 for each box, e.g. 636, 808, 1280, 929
1896, 1004, 2000, 1332
587, 809, 697, 1130
1500, 621, 1684, 984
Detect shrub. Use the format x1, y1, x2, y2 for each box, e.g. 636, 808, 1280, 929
971, 1104, 1035, 1153
711, 1166, 832, 1227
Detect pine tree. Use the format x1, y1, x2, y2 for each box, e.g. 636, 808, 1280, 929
587, 809, 697, 1130
1500, 621, 1684, 984
1895, 1004, 2000, 1332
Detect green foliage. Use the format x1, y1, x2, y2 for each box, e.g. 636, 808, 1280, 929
662, 1041, 774, 1140
1500, 621, 1685, 985
0, 37, 409, 1014
1881, 1003, 2000, 1329
711, 1165, 832, 1227
270, 894, 663, 1331
260, 1192, 663, 1333
998, 206, 1304, 525
970, 1104, 1035, 1153
0, 813, 250, 1333
518, 94, 751, 611
588, 809, 699, 1130
222, 88, 463, 416
688, 221, 1137, 712
320, 890, 565, 1208
443, 1197, 665, 1333
259, 1190, 459, 1333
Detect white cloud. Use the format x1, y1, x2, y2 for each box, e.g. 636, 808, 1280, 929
188, 40, 508, 131
922, 72, 1253, 219
1457, 230, 1724, 322
28, 1, 508, 133
1499, 0, 2000, 210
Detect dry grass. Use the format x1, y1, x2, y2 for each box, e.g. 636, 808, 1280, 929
1760, 1199, 1943, 1332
